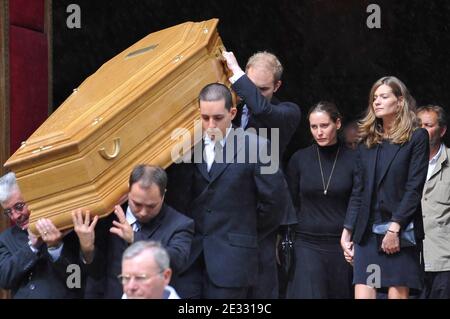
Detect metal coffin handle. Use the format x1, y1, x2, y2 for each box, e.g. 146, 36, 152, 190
98, 138, 121, 160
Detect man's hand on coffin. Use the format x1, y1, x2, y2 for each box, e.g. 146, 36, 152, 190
27, 228, 43, 250
110, 205, 134, 244
222, 51, 244, 76
35, 218, 63, 248
72, 209, 98, 263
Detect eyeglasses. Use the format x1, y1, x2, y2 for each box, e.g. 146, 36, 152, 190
117, 270, 164, 285
3, 202, 26, 217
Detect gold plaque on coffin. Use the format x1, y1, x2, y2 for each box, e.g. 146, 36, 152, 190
4, 19, 228, 234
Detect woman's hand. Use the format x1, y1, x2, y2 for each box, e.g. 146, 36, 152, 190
382, 222, 401, 254
340, 228, 354, 265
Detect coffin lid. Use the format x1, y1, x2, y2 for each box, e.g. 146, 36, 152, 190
7, 18, 221, 168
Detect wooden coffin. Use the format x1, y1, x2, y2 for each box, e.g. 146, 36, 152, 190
4, 18, 228, 234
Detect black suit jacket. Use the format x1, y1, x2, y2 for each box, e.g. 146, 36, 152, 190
178, 129, 291, 288
0, 226, 83, 298
232, 74, 301, 162
85, 203, 194, 299
344, 128, 429, 244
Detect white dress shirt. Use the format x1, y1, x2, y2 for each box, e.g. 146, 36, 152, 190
203, 126, 231, 172
126, 206, 141, 232
427, 143, 444, 181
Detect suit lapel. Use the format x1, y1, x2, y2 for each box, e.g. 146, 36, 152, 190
13, 226, 29, 245
209, 128, 245, 183
193, 141, 210, 182
135, 205, 166, 241
363, 144, 378, 199
377, 142, 401, 186
208, 146, 229, 182
428, 146, 448, 181
137, 220, 161, 240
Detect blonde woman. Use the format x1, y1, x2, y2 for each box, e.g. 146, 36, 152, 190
341, 76, 429, 299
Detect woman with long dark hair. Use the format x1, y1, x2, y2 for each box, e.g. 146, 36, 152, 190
286, 101, 355, 298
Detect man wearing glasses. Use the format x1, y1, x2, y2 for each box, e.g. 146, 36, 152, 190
120, 240, 180, 299
0, 172, 83, 298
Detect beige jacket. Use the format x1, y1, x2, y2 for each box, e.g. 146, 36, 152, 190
422, 145, 450, 272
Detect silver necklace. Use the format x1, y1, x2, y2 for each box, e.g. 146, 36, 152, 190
316, 145, 340, 195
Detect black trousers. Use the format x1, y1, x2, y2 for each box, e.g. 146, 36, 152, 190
176, 253, 249, 299
247, 234, 279, 299
420, 271, 450, 299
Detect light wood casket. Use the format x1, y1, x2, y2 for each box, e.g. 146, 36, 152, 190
4, 18, 228, 234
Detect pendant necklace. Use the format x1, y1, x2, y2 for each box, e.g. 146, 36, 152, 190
316, 145, 340, 195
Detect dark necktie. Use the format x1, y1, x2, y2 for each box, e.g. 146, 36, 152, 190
133, 220, 141, 232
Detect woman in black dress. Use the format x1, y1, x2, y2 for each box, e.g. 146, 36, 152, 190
286, 101, 355, 298
341, 76, 429, 299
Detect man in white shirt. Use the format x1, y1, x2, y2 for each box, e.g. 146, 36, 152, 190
120, 240, 180, 299
173, 83, 289, 299
75, 165, 194, 298
417, 105, 450, 298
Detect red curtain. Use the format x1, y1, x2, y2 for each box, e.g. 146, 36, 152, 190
9, 0, 48, 153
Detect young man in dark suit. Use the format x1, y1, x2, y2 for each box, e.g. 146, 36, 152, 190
222, 50, 301, 164
222, 51, 300, 298
174, 83, 291, 299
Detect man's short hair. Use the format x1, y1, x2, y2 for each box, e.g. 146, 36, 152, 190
198, 83, 233, 111
0, 172, 19, 204
417, 105, 447, 128
246, 51, 283, 83
122, 240, 170, 272
129, 165, 167, 197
